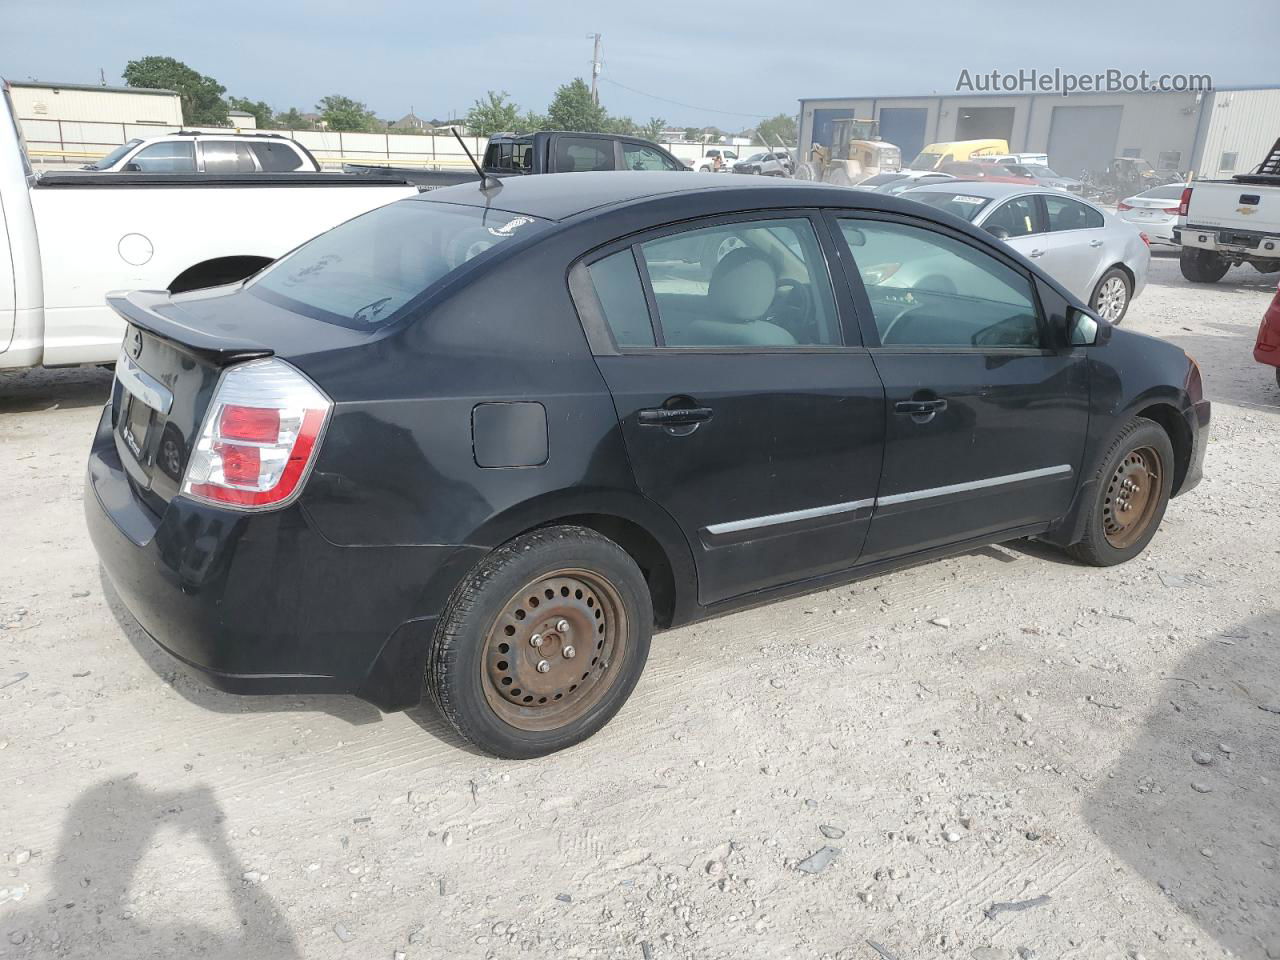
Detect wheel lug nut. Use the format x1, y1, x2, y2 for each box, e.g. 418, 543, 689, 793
563, 645, 576, 659
536, 659, 551, 673
556, 619, 570, 633
529, 633, 543, 648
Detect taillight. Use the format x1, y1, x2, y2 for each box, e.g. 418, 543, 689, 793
182, 358, 331, 510
1162, 206, 1181, 215
1117, 201, 1133, 211
1178, 186, 1192, 217
1140, 232, 1151, 247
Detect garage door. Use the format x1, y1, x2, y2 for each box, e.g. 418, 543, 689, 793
955, 107, 1015, 143
1047, 105, 1123, 180
878, 108, 928, 165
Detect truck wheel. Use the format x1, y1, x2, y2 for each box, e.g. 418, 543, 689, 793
1066, 417, 1174, 567
426, 525, 652, 759
793, 162, 818, 181
1180, 248, 1229, 283
1091, 268, 1132, 323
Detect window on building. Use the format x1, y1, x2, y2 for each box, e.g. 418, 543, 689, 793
1220, 152, 1238, 172
1157, 151, 1182, 171
1121, 147, 1142, 158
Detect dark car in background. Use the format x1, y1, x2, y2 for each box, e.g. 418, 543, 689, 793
87, 173, 1209, 758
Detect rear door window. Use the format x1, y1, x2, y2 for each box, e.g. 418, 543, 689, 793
250, 141, 304, 172
130, 141, 196, 173
554, 137, 615, 172
202, 141, 256, 173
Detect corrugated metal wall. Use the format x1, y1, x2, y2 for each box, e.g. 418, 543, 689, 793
8, 85, 181, 125
1197, 89, 1280, 178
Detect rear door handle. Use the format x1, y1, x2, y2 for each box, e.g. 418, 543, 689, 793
894, 399, 947, 416
1089, 239, 1104, 247
638, 406, 714, 426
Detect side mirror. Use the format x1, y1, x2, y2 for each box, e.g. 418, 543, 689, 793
984, 224, 1011, 240
1069, 308, 1100, 346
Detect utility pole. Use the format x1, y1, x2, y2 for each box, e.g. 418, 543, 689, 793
586, 33, 602, 104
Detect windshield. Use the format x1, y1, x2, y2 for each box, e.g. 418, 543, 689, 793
1023, 165, 1061, 178
909, 152, 944, 171
900, 190, 993, 221
88, 139, 143, 170
248, 200, 549, 329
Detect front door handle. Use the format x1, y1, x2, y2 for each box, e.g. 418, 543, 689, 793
638, 406, 714, 426
1028, 248, 1045, 258
1089, 239, 1104, 247
894, 399, 948, 416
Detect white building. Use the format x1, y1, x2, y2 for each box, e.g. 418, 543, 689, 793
798, 85, 1280, 179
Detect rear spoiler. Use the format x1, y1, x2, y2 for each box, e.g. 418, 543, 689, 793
107, 289, 273, 364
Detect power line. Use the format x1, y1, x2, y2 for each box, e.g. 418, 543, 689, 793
597, 76, 771, 120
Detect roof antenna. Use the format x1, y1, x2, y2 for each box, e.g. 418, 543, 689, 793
452, 127, 501, 191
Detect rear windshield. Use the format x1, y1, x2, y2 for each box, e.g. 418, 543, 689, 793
902, 191, 993, 221
248, 200, 549, 328
1137, 184, 1185, 200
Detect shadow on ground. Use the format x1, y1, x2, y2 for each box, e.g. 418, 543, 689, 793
1085, 610, 1280, 958
0, 777, 300, 958
0, 367, 114, 414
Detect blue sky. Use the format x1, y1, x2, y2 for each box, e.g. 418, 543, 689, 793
1, 0, 1274, 127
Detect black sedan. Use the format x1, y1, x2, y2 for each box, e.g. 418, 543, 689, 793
87, 173, 1209, 758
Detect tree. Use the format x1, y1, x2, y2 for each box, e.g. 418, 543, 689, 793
640, 117, 666, 141
606, 115, 637, 136
228, 96, 275, 129
317, 95, 380, 132
756, 113, 798, 146
123, 55, 227, 126
275, 107, 310, 130
683, 127, 701, 142
465, 91, 521, 137
546, 78, 607, 133
520, 111, 549, 133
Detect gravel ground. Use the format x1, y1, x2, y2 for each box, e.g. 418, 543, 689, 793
1, 253, 1277, 960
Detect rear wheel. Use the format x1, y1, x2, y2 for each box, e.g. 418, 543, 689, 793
1180, 247, 1229, 283
1091, 268, 1132, 323
1067, 417, 1174, 566
426, 525, 652, 758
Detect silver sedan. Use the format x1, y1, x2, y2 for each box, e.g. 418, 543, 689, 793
901, 181, 1150, 323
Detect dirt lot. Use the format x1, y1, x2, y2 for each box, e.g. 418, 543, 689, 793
1, 254, 1277, 960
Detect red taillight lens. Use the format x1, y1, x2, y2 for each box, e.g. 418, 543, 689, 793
1117, 201, 1133, 211
219, 404, 280, 443
1162, 206, 1181, 215
1140, 232, 1151, 247
182, 359, 331, 510
1178, 186, 1192, 217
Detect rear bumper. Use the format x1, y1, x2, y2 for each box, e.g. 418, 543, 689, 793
1178, 224, 1280, 259
85, 405, 483, 710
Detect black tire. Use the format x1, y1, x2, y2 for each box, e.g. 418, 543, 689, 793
1179, 247, 1229, 283
1067, 417, 1175, 567
426, 525, 652, 758
1091, 267, 1132, 324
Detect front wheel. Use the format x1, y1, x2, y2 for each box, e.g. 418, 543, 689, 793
426, 526, 652, 758
1067, 417, 1175, 566
1091, 268, 1132, 323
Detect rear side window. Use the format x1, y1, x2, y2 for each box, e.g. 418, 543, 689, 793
131, 141, 196, 173
203, 141, 256, 173
586, 251, 655, 346
248, 201, 548, 329
838, 218, 1041, 349
250, 141, 304, 172
554, 137, 614, 172
1044, 196, 1104, 231
485, 140, 533, 172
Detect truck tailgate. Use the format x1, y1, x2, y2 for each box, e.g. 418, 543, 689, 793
1187, 181, 1280, 234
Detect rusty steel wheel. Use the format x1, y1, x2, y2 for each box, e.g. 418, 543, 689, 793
427, 525, 652, 758
481, 569, 627, 731
1101, 445, 1163, 549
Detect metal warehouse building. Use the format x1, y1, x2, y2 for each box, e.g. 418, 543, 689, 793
6, 80, 183, 165
798, 86, 1280, 179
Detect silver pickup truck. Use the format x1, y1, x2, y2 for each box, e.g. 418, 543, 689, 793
1177, 137, 1280, 283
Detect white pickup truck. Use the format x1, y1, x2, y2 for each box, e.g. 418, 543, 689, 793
1177, 137, 1280, 283
0, 83, 419, 370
